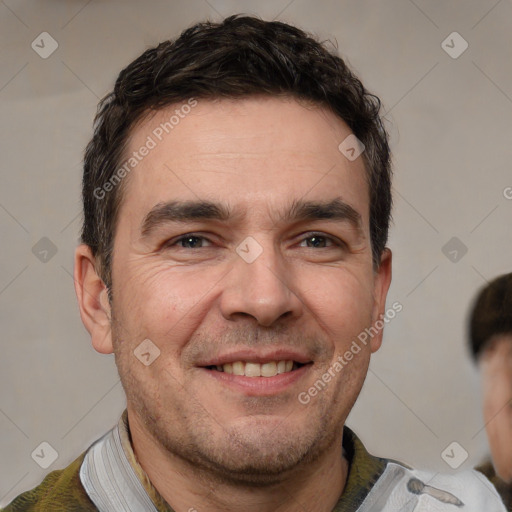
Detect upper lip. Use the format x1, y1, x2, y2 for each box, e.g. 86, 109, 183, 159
197, 349, 313, 367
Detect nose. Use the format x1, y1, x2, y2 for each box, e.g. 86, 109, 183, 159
219, 239, 304, 327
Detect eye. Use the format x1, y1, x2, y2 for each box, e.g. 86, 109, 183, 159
166, 234, 213, 249
298, 233, 344, 249
163, 232, 344, 251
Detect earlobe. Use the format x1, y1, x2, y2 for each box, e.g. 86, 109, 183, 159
370, 248, 393, 354
74, 244, 114, 354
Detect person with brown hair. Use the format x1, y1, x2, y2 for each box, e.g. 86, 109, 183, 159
470, 272, 512, 509
3, 15, 506, 512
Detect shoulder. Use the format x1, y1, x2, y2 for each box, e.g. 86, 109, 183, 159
1, 452, 97, 512
475, 460, 512, 510
369, 461, 508, 511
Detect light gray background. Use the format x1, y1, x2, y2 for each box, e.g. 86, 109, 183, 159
1, 0, 511, 505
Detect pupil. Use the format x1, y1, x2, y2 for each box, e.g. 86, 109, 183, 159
308, 236, 325, 248
184, 236, 200, 248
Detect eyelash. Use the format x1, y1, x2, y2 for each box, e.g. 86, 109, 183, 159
166, 232, 345, 250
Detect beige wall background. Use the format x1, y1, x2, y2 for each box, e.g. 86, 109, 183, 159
1, 0, 511, 505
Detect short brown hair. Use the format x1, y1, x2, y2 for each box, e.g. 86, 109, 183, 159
81, 14, 392, 293
469, 272, 512, 360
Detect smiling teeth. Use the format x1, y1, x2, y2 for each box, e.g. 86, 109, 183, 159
218, 360, 294, 377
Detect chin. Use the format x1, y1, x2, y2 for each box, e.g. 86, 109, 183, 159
195, 421, 334, 485
200, 443, 312, 486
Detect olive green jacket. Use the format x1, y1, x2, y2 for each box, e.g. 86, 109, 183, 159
1, 452, 94, 512
1, 418, 388, 511
2, 411, 507, 511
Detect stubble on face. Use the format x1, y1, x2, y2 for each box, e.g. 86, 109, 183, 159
110, 305, 370, 485
105, 97, 381, 487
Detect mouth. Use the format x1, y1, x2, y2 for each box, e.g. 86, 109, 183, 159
199, 357, 313, 396
197, 350, 314, 395
204, 360, 306, 377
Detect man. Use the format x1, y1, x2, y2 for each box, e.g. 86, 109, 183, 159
3, 15, 506, 512
470, 273, 512, 509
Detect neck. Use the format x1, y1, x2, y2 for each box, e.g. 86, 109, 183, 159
128, 412, 349, 512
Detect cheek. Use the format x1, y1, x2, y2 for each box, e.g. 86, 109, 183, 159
482, 361, 512, 412
297, 266, 374, 337
113, 255, 375, 353
114, 262, 226, 344
482, 373, 512, 450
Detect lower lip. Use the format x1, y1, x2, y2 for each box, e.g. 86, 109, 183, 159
200, 364, 312, 396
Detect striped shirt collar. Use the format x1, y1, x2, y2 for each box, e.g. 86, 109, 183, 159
79, 409, 172, 512
79, 409, 387, 511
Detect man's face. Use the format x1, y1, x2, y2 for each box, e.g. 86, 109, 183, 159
100, 97, 391, 481
481, 335, 512, 482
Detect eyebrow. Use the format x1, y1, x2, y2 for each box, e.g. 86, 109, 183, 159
140, 197, 363, 238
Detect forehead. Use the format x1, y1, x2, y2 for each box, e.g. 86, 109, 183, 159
483, 334, 512, 355
118, 96, 369, 229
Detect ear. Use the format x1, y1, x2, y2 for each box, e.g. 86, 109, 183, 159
369, 248, 392, 354
74, 244, 113, 354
